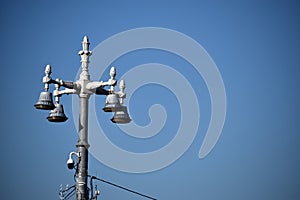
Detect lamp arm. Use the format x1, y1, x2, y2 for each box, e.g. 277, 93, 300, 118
59, 80, 75, 89
86, 81, 105, 90
54, 88, 77, 97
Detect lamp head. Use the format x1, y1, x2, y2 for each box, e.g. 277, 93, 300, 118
34, 91, 55, 110
111, 106, 131, 124
103, 94, 121, 112
47, 104, 68, 122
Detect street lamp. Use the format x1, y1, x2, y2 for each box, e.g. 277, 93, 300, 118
34, 36, 131, 200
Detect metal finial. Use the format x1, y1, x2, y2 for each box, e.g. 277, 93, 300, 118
119, 80, 125, 90
110, 66, 116, 78
82, 35, 90, 51
45, 64, 52, 76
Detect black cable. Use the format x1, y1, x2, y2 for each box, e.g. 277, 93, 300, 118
59, 185, 76, 200
90, 175, 94, 199
64, 188, 76, 200
91, 176, 157, 200
60, 185, 76, 193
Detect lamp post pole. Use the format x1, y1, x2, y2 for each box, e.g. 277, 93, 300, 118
76, 36, 92, 200
35, 36, 131, 200
73, 36, 122, 200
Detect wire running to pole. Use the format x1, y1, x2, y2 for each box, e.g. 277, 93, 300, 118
91, 176, 157, 200
59, 184, 76, 200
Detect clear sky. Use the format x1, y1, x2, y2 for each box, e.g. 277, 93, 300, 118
1, 0, 300, 200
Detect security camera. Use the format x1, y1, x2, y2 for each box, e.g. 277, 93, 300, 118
67, 158, 75, 169
67, 151, 80, 170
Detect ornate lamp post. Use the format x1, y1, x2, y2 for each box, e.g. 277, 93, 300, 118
34, 36, 131, 200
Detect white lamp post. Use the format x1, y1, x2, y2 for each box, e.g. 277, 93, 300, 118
35, 36, 131, 200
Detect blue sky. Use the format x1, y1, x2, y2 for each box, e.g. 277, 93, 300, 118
1, 0, 300, 199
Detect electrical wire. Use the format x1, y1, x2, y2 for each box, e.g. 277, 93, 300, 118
70, 166, 157, 199
59, 185, 76, 200
91, 176, 157, 200
64, 187, 76, 200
